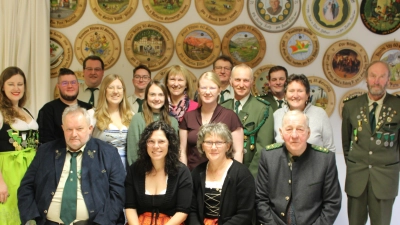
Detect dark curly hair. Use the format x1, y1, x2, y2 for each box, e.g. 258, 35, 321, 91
134, 120, 181, 176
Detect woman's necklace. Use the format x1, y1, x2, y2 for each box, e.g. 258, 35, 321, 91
201, 112, 212, 124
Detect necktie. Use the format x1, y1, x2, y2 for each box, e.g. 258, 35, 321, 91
136, 99, 143, 113
278, 100, 284, 108
219, 90, 228, 103
87, 88, 98, 106
60, 151, 80, 225
369, 102, 378, 133
234, 101, 240, 114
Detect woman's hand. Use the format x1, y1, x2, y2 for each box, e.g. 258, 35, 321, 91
0, 172, 9, 204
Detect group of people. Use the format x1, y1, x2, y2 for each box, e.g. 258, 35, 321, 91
0, 55, 398, 225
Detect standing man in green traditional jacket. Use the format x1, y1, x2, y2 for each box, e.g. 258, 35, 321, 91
221, 64, 274, 176
342, 61, 400, 225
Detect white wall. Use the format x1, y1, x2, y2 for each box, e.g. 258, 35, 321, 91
50, 1, 400, 224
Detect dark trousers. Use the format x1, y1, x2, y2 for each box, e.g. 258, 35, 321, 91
347, 180, 395, 225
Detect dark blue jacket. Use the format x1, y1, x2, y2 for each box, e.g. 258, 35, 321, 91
18, 138, 125, 225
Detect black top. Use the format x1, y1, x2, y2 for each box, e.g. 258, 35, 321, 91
0, 109, 38, 152
37, 98, 92, 143
125, 161, 193, 217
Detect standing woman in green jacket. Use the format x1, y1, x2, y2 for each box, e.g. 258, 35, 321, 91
127, 80, 179, 165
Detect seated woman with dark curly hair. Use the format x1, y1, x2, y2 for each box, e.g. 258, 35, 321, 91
188, 123, 255, 225
125, 121, 192, 225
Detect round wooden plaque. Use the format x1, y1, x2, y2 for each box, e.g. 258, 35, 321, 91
195, 0, 244, 25
50, 0, 87, 28
74, 24, 121, 70
247, 0, 301, 33
50, 30, 73, 78
323, 40, 369, 88
222, 24, 266, 68
176, 23, 221, 69
302, 0, 358, 38
280, 27, 319, 67
360, 0, 400, 35
307, 76, 336, 117
143, 0, 191, 23
124, 21, 174, 71
89, 0, 138, 23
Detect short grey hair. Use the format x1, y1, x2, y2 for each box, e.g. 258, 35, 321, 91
282, 110, 309, 128
62, 105, 91, 125
196, 123, 234, 159
231, 63, 254, 81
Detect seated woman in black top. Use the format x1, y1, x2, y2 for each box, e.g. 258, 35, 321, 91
125, 120, 192, 225
188, 123, 255, 225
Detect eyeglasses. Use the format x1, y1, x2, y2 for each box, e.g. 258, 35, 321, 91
214, 66, 232, 71
199, 86, 218, 92
85, 67, 103, 72
203, 141, 227, 148
60, 80, 78, 86
134, 75, 151, 81
147, 139, 168, 147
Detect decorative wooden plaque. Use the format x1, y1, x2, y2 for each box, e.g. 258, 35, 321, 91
307, 76, 336, 117
195, 0, 244, 25
323, 40, 369, 88
89, 0, 137, 23
176, 23, 221, 69
50, 0, 87, 28
50, 30, 73, 78
143, 0, 191, 23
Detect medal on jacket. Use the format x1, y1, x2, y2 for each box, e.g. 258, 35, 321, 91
353, 129, 358, 142
390, 133, 395, 147
376, 131, 382, 145
384, 133, 389, 147
358, 120, 362, 132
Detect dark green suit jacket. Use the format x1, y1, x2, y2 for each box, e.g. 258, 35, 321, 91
259, 92, 279, 112
221, 95, 274, 177
342, 93, 400, 199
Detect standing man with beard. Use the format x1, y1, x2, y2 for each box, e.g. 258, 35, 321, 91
260, 66, 288, 112
342, 61, 400, 225
37, 68, 92, 143
78, 56, 105, 107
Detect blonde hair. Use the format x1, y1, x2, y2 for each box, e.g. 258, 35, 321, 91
197, 71, 221, 106
164, 65, 196, 100
94, 74, 133, 131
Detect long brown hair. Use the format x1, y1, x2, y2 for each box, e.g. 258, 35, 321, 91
142, 80, 171, 126
0, 66, 28, 124
94, 74, 133, 131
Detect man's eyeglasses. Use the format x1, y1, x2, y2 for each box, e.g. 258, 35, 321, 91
203, 141, 227, 148
60, 80, 78, 86
214, 66, 232, 71
85, 67, 103, 72
134, 75, 151, 81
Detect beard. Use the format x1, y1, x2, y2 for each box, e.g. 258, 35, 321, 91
367, 82, 387, 97
60, 91, 78, 101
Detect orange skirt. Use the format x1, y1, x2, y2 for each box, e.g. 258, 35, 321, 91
204, 218, 218, 225
134, 212, 184, 225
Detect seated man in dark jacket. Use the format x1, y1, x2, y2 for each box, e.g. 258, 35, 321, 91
18, 105, 125, 225
256, 110, 341, 225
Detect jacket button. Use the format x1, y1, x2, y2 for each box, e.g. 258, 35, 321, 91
281, 212, 285, 217
369, 165, 372, 168
369, 151, 373, 155
285, 196, 289, 201
44, 210, 47, 213
288, 179, 291, 184
51, 192, 55, 196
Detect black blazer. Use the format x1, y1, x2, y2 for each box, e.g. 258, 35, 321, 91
188, 160, 255, 225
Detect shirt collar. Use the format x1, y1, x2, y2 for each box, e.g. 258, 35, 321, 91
67, 144, 87, 153
235, 94, 251, 106
367, 92, 386, 106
